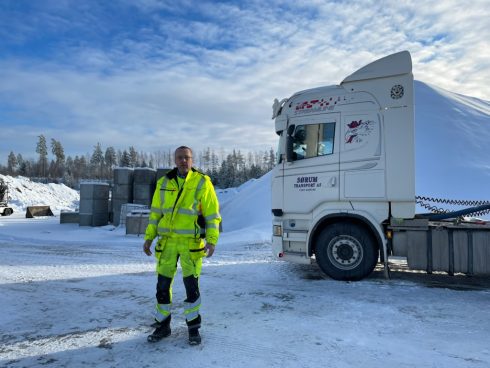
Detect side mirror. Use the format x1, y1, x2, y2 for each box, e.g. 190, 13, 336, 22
286, 124, 295, 162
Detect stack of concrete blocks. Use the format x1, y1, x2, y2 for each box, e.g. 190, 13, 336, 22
112, 168, 134, 226
79, 183, 110, 226
124, 168, 170, 235
133, 168, 157, 206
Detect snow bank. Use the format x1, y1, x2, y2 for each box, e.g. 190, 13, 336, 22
0, 174, 79, 213
415, 81, 490, 203
219, 171, 272, 233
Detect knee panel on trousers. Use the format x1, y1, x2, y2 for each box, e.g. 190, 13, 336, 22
156, 274, 173, 304
183, 275, 200, 303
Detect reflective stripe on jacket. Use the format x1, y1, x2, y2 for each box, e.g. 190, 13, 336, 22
144, 168, 221, 245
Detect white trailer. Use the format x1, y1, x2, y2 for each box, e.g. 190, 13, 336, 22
271, 51, 490, 280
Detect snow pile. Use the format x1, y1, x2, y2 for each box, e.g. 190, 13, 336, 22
0, 174, 79, 213
415, 81, 490, 203
219, 171, 272, 232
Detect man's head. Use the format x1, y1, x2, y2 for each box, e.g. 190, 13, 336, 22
174, 146, 193, 176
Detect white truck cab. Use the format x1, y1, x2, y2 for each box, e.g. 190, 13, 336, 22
271, 51, 490, 280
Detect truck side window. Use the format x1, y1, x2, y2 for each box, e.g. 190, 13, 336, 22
293, 122, 335, 160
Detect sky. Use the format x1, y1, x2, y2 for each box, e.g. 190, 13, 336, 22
1, 0, 489, 162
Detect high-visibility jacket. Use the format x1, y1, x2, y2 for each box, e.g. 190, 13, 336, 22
144, 168, 221, 245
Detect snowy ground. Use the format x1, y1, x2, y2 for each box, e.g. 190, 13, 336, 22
1, 213, 490, 368
1, 77, 490, 367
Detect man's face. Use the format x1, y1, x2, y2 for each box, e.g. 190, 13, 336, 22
175, 148, 193, 175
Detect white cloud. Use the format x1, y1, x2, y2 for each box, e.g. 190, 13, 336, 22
0, 0, 489, 162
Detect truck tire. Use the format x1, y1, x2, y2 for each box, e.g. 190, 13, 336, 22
315, 223, 378, 281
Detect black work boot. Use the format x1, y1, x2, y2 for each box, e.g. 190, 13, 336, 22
186, 315, 202, 345
147, 315, 171, 343
188, 327, 201, 345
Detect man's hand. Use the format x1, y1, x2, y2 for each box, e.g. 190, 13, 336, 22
205, 243, 215, 258
143, 240, 153, 256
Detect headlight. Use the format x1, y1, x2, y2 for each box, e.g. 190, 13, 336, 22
273, 225, 282, 237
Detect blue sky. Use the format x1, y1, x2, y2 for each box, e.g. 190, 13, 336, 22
1, 0, 489, 162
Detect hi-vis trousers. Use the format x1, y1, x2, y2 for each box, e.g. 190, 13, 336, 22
153, 237, 205, 327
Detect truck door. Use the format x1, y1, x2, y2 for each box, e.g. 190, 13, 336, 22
283, 113, 340, 213
339, 112, 385, 200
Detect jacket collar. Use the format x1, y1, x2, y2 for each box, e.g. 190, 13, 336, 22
166, 167, 197, 180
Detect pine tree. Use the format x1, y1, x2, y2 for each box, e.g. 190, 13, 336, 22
7, 151, 17, 175
129, 146, 138, 167
18, 160, 30, 176
90, 143, 104, 179
202, 147, 211, 172
36, 135, 48, 178
79, 156, 88, 179
50, 139, 65, 178
268, 148, 276, 171
104, 146, 117, 177
16, 153, 24, 169
65, 156, 74, 177
120, 150, 131, 167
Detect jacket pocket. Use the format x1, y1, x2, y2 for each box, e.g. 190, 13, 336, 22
188, 239, 206, 261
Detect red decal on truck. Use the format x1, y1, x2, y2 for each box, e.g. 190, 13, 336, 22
345, 120, 374, 144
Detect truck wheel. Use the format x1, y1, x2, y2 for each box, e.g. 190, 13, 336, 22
2, 208, 13, 216
315, 223, 378, 281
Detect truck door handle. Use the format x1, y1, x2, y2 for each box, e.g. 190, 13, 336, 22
329, 176, 337, 187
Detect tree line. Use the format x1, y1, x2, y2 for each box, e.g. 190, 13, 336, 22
0, 135, 275, 189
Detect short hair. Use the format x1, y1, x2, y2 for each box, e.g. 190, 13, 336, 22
175, 146, 193, 156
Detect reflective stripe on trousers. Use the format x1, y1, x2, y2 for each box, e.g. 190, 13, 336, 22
184, 297, 201, 322
154, 303, 171, 322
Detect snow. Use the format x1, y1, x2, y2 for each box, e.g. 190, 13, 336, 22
415, 81, 490, 206
1, 84, 490, 367
0, 175, 79, 214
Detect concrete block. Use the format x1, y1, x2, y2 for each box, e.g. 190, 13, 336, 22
133, 184, 155, 203
80, 183, 110, 200
112, 184, 133, 201
79, 199, 109, 214
133, 168, 156, 184
60, 211, 79, 224
125, 212, 150, 235
113, 168, 134, 185
79, 213, 109, 227
79, 213, 92, 226
111, 199, 128, 226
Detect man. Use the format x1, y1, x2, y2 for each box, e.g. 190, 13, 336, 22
143, 146, 221, 345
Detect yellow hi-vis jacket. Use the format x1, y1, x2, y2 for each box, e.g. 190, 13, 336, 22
144, 168, 221, 245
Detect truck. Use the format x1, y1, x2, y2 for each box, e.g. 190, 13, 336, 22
270, 51, 490, 281
0, 178, 14, 216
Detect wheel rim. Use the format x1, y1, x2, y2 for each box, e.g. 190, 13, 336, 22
326, 235, 363, 270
